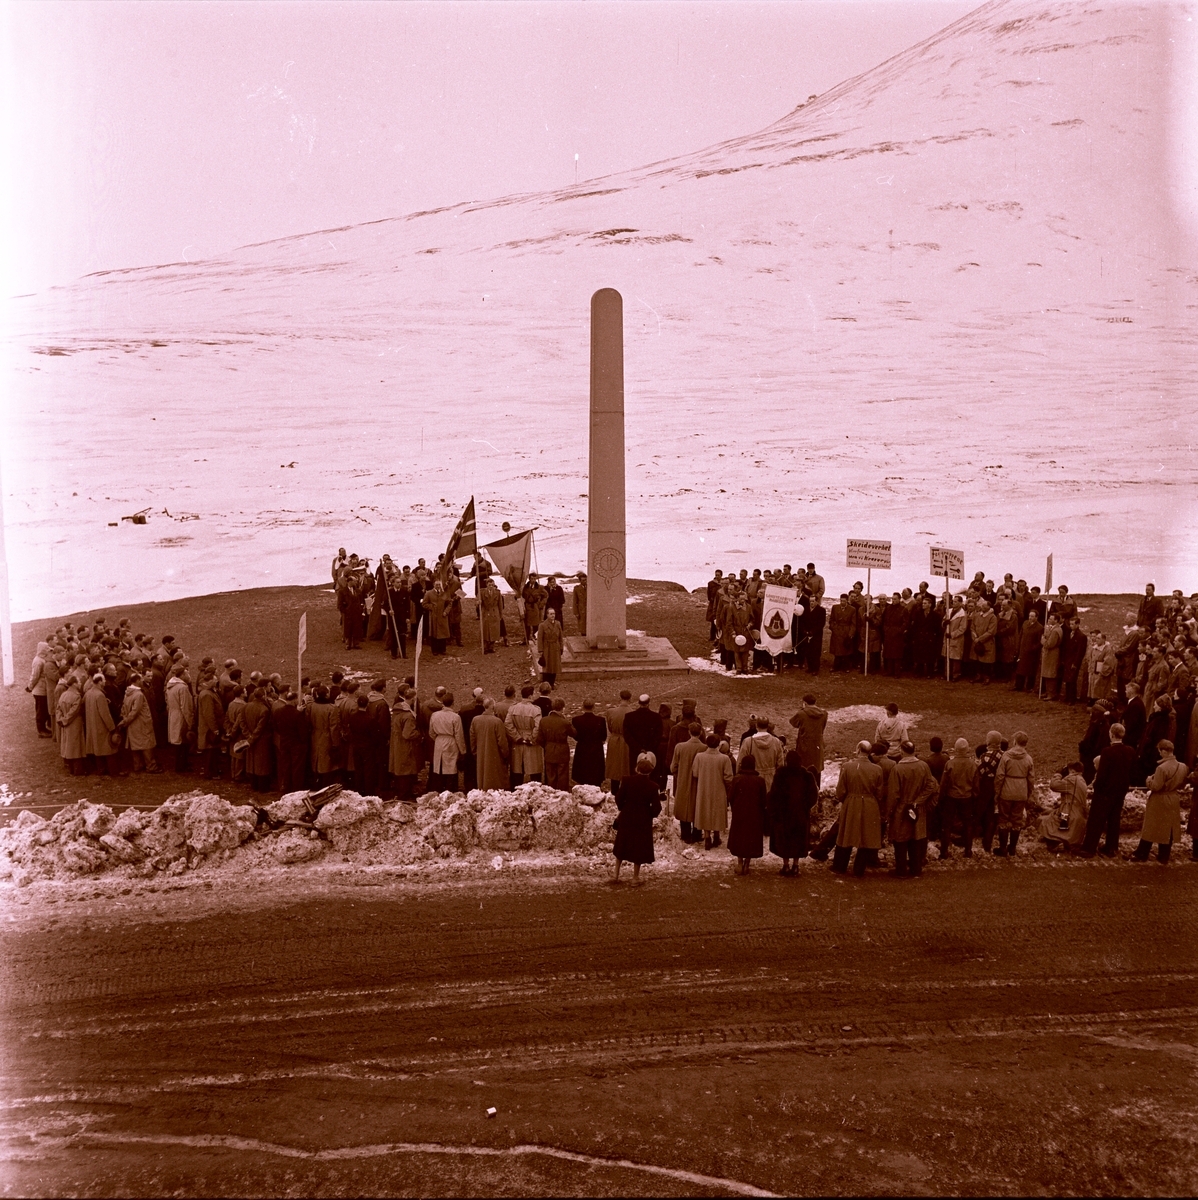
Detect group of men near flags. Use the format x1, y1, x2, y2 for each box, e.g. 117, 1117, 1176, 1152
330, 498, 589, 684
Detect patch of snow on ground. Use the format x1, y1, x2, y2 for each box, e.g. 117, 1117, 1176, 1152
826, 704, 923, 727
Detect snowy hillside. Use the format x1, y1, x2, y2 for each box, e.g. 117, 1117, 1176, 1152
5, 0, 1196, 620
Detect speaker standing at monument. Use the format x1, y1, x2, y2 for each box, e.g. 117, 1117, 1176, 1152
572, 573, 587, 636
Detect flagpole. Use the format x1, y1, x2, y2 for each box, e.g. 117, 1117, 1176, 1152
475, 550, 485, 656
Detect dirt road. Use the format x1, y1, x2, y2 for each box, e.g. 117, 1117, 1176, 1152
3, 862, 1196, 1196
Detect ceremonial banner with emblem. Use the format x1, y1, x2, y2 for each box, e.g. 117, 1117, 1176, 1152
759, 584, 799, 656
482, 528, 534, 593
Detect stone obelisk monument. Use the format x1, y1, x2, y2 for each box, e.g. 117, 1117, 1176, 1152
586, 288, 627, 650
560, 287, 687, 679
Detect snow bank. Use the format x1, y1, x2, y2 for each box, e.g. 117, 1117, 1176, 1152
0, 783, 656, 887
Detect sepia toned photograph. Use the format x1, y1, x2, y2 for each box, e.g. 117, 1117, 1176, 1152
1, 1, 1196, 1195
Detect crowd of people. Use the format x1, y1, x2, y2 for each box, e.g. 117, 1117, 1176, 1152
23, 605, 1198, 875
706, 567, 1198, 709
329, 547, 583, 682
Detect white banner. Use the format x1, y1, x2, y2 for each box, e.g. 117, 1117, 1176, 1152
759, 584, 799, 656
930, 546, 965, 580
846, 539, 891, 570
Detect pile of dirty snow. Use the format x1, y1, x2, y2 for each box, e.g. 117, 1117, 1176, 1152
0, 782, 685, 887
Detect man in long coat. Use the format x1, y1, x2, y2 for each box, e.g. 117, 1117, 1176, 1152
428, 695, 467, 792
670, 723, 706, 842
242, 688, 273, 792
119, 676, 159, 771
881, 595, 909, 676
196, 679, 226, 778
522, 576, 547, 645
1080, 722, 1137, 857
84, 674, 119, 773
458, 688, 486, 792
572, 573, 588, 636
538, 699, 574, 791
692, 734, 734, 847
604, 690, 632, 795
569, 699, 607, 786
1014, 612, 1043, 692
1086, 631, 1118, 704
272, 692, 309, 793
164, 667, 195, 773
886, 742, 939, 876
623, 694, 663, 774
538, 613, 563, 686
970, 600, 998, 684
833, 741, 885, 876
829, 595, 857, 672
307, 689, 341, 786
789, 694, 828, 774
480, 579, 503, 653
388, 695, 423, 802
422, 584, 451, 656
505, 686, 544, 786
545, 577, 566, 627
56, 678, 87, 773
470, 699, 511, 791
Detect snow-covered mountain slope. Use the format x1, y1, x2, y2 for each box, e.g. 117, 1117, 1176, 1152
5, 0, 1196, 619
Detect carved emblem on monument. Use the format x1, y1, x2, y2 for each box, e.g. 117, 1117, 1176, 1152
592, 545, 625, 589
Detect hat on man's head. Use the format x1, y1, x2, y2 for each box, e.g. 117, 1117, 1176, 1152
638, 693, 650, 704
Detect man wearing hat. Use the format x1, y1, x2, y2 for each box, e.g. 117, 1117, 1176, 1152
569, 699, 607, 786
623, 694, 663, 778
458, 688, 486, 792
538, 610, 563, 687
667, 699, 701, 765
572, 572, 588, 636
938, 738, 979, 858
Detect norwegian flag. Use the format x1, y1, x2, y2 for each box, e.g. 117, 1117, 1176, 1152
438, 497, 477, 582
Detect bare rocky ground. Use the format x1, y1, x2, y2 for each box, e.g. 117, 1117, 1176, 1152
3, 860, 1197, 1197
3, 584, 1195, 1196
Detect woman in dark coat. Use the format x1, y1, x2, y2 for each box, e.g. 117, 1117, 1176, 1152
767, 750, 818, 874
727, 755, 768, 875
612, 753, 662, 883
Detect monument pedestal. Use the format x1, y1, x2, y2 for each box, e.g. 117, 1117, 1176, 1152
558, 633, 689, 681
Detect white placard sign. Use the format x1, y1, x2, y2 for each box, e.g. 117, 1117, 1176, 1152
846, 539, 892, 570
759, 584, 799, 656
930, 547, 965, 580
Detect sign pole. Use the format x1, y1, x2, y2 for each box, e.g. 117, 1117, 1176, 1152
413, 617, 423, 695
297, 612, 307, 697
945, 574, 951, 681
864, 567, 871, 677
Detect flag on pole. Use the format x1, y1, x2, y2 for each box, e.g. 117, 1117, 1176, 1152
482, 527, 535, 593
437, 497, 477, 584
1045, 553, 1053, 594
